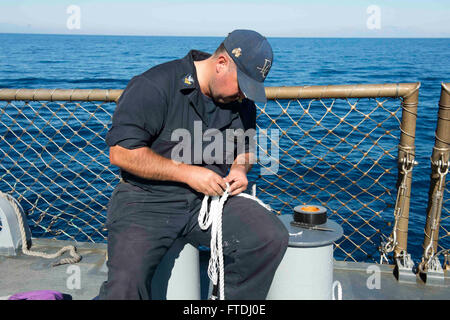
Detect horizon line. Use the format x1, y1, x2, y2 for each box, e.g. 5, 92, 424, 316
1, 32, 449, 39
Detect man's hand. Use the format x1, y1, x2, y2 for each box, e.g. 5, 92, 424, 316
223, 152, 253, 196
109, 145, 252, 197
224, 165, 248, 196
109, 145, 227, 196
185, 166, 228, 197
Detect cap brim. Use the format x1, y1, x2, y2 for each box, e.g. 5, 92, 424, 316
236, 68, 267, 103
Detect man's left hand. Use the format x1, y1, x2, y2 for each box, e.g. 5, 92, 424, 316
224, 166, 248, 196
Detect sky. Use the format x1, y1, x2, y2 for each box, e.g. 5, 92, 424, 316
0, 0, 449, 37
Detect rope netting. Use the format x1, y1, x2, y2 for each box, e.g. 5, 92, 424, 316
248, 97, 402, 262
0, 100, 118, 242
1, 85, 441, 264
440, 181, 449, 267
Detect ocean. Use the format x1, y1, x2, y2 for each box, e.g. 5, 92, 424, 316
0, 33, 449, 263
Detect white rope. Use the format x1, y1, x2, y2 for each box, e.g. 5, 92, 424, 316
236, 192, 272, 211
238, 192, 302, 237
0, 191, 81, 266
198, 184, 276, 300
198, 183, 230, 300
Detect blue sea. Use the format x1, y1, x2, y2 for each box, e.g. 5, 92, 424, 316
0, 33, 449, 263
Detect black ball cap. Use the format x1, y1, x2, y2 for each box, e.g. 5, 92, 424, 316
223, 29, 273, 103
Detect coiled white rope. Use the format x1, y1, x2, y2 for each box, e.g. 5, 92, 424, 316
198, 184, 275, 300
198, 183, 230, 300
0, 191, 81, 266
198, 183, 308, 300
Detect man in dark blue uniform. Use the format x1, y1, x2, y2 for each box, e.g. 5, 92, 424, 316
98, 30, 288, 300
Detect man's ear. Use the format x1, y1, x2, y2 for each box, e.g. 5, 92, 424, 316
215, 55, 228, 74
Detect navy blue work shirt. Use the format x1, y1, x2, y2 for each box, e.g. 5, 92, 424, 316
106, 50, 256, 213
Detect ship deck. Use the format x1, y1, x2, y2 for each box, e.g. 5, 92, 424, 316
0, 238, 448, 300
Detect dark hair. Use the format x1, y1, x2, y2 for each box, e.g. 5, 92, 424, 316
213, 41, 236, 70
213, 42, 227, 57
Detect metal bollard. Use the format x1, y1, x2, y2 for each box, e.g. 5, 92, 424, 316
0, 193, 32, 256
267, 208, 343, 300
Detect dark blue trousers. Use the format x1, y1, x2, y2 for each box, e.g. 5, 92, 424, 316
98, 181, 289, 300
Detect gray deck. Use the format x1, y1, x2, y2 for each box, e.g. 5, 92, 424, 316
0, 238, 448, 300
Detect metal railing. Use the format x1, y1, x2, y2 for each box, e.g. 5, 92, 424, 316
254, 83, 419, 262
0, 89, 119, 242
419, 83, 450, 272
0, 84, 422, 263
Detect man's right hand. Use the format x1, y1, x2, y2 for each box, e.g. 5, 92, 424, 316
109, 145, 227, 197
183, 165, 228, 197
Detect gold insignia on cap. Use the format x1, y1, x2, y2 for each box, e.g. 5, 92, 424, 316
232, 48, 242, 58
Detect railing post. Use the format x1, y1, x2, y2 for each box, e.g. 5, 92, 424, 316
394, 83, 420, 258
419, 83, 450, 284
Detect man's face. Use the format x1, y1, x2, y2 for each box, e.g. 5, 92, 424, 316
210, 55, 245, 104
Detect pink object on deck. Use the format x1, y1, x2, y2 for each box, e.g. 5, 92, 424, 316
8, 290, 69, 300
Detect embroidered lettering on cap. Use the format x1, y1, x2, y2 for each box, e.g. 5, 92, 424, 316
257, 59, 271, 79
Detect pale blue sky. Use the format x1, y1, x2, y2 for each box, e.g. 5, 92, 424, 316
0, 0, 449, 37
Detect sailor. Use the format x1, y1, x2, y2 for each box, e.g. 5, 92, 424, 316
98, 30, 289, 300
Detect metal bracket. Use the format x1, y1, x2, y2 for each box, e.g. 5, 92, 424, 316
424, 257, 445, 286
394, 251, 416, 283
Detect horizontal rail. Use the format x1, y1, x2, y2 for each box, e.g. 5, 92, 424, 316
0, 89, 123, 102
0, 83, 420, 102
265, 83, 420, 99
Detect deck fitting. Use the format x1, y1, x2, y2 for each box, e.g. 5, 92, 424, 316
394, 252, 417, 284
